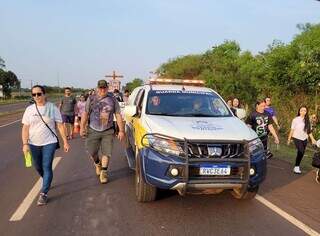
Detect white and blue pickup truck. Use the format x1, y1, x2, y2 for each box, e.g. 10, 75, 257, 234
124, 78, 266, 202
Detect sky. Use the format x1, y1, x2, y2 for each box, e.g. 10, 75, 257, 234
0, 0, 320, 89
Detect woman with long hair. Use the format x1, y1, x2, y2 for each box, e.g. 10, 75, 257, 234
232, 97, 246, 120
22, 85, 70, 205
287, 106, 317, 174
226, 98, 236, 116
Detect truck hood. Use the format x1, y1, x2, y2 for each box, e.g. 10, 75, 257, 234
144, 115, 257, 141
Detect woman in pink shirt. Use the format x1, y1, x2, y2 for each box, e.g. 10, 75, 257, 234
75, 95, 86, 119
287, 106, 317, 174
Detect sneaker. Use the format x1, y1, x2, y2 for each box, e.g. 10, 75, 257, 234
99, 170, 108, 184
316, 169, 320, 184
94, 162, 102, 176
37, 193, 48, 206
293, 166, 302, 174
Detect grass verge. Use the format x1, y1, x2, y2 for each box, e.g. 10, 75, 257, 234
0, 99, 28, 105
0, 109, 25, 118
269, 136, 317, 171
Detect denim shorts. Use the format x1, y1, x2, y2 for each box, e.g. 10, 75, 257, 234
85, 128, 114, 158
62, 114, 75, 124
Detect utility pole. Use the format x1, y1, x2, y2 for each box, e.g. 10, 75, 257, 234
19, 79, 21, 96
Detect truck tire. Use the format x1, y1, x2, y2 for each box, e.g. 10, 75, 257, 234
135, 149, 157, 202
231, 186, 259, 200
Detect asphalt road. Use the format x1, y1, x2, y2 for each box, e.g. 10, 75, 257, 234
0, 102, 29, 114
0, 120, 319, 236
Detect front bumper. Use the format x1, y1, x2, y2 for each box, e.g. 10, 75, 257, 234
138, 145, 266, 194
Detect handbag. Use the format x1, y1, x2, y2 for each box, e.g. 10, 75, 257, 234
312, 151, 320, 168
35, 103, 60, 150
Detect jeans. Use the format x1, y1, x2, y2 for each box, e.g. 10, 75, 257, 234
293, 138, 308, 166
29, 143, 57, 194
260, 136, 268, 151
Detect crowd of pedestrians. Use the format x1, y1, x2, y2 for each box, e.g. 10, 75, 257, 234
20, 83, 320, 206
228, 96, 319, 181
21, 80, 127, 205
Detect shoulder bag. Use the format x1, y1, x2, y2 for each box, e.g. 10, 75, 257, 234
35, 103, 60, 150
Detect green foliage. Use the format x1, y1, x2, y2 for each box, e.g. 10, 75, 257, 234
0, 57, 5, 69
157, 23, 320, 131
0, 69, 20, 98
157, 54, 203, 79
13, 95, 31, 100
124, 78, 144, 92
158, 40, 258, 104
41, 86, 84, 94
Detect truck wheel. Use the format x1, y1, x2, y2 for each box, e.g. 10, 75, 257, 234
135, 149, 157, 202
231, 186, 259, 200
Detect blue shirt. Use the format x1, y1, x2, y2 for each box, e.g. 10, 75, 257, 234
265, 107, 276, 117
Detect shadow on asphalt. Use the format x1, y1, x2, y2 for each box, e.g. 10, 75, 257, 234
156, 189, 178, 200
49, 168, 133, 203
51, 175, 97, 190
108, 167, 133, 182
260, 158, 315, 195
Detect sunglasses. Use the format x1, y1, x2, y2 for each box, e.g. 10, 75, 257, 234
32, 93, 43, 97
99, 86, 107, 89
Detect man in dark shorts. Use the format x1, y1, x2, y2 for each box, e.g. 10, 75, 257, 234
80, 80, 125, 184
59, 87, 77, 139
246, 99, 280, 159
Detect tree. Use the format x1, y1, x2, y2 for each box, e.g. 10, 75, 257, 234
155, 22, 320, 130
0, 69, 20, 98
157, 54, 203, 79
124, 78, 144, 92
0, 57, 5, 69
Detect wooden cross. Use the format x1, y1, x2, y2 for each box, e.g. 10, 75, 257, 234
105, 70, 124, 81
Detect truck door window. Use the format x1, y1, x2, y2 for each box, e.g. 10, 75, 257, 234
134, 89, 143, 106
135, 89, 145, 117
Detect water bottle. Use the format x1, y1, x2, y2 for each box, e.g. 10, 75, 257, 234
24, 151, 32, 167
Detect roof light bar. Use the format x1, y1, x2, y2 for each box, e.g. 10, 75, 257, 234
149, 78, 205, 86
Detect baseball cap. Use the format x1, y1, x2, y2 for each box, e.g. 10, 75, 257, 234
97, 80, 108, 88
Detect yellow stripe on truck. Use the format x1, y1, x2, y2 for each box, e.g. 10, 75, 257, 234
133, 118, 147, 149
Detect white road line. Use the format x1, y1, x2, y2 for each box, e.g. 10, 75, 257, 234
0, 119, 21, 128
9, 157, 63, 222
255, 195, 320, 236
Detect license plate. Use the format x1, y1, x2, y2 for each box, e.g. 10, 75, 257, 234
199, 165, 231, 176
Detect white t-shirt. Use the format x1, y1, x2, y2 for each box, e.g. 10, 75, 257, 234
22, 103, 62, 146
235, 108, 246, 120
291, 116, 308, 141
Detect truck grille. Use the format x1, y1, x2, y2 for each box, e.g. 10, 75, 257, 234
183, 142, 244, 159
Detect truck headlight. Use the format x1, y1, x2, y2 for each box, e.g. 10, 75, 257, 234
142, 134, 185, 157
248, 138, 264, 155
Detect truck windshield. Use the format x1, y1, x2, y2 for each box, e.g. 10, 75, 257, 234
146, 90, 232, 117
